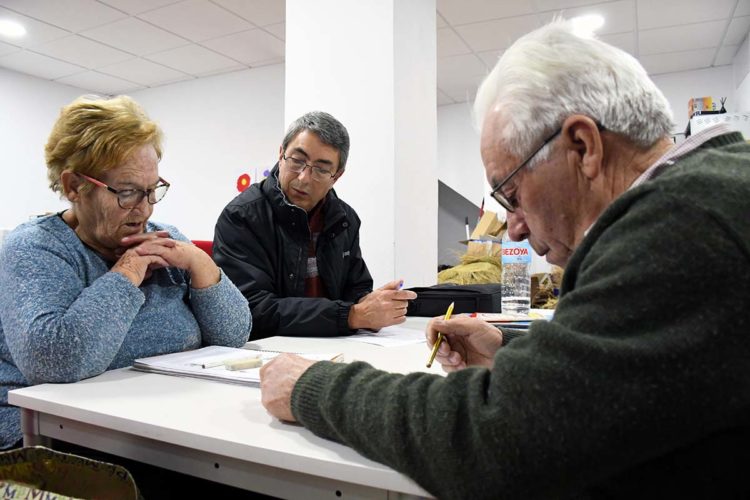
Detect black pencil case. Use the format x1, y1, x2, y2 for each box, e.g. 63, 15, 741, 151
405, 283, 503, 317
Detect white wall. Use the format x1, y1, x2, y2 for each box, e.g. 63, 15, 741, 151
733, 34, 750, 112
737, 76, 750, 113
437, 102, 484, 204
651, 65, 735, 134
285, 0, 437, 288
0, 68, 85, 230
393, 0, 438, 288
131, 65, 285, 240
0, 65, 285, 242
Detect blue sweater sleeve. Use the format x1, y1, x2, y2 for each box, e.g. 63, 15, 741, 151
0, 231, 145, 384
161, 224, 252, 346
190, 270, 252, 346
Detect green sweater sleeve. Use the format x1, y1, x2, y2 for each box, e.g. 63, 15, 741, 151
291, 179, 750, 499
500, 327, 526, 345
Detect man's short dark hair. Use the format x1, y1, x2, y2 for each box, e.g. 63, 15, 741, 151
282, 111, 350, 172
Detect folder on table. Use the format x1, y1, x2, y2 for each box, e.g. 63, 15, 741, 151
132, 346, 342, 387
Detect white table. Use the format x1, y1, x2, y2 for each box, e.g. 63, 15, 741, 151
9, 317, 439, 499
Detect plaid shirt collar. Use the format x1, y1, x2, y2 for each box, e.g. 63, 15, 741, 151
629, 124, 733, 189
582, 124, 733, 236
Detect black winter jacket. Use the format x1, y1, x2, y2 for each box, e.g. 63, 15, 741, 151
213, 165, 373, 339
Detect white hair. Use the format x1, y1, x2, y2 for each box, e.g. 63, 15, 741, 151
474, 19, 673, 165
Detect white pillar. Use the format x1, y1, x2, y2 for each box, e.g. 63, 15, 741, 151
285, 0, 438, 288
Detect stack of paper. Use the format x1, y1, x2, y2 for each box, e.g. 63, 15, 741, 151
472, 309, 553, 329
132, 346, 342, 387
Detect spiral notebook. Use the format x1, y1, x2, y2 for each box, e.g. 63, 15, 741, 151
132, 345, 343, 387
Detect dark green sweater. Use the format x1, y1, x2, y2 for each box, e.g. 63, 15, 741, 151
292, 133, 750, 499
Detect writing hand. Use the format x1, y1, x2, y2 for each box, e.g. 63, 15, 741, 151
426, 316, 502, 372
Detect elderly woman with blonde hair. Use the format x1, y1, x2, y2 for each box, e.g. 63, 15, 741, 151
0, 95, 252, 450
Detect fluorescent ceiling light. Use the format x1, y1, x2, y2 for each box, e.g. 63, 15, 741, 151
571, 14, 604, 38
0, 18, 26, 38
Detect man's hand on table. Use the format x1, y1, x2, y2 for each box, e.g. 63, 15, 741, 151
260, 354, 318, 422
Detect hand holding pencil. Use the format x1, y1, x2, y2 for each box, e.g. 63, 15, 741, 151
425, 312, 504, 372
426, 302, 454, 368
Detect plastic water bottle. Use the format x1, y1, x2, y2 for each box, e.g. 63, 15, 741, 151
501, 232, 532, 315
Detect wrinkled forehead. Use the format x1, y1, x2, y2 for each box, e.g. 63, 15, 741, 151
102, 145, 160, 183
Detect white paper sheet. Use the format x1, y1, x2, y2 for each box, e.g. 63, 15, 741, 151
345, 325, 427, 347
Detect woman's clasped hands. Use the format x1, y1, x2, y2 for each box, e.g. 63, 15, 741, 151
113, 231, 219, 288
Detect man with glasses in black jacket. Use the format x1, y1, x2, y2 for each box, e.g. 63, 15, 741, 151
214, 111, 415, 339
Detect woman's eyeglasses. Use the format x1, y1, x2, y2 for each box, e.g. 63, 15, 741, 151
77, 173, 170, 209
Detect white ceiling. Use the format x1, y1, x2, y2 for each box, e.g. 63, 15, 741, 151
0, 0, 748, 106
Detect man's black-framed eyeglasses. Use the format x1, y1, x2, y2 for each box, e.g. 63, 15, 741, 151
282, 154, 336, 182
489, 127, 563, 213
77, 173, 170, 209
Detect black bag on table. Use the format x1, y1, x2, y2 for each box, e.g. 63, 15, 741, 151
405, 283, 503, 317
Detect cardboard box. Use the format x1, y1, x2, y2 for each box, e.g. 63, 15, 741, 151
470, 210, 503, 240
467, 239, 502, 258
459, 211, 506, 258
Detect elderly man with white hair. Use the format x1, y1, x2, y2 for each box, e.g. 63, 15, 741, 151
259, 19, 750, 499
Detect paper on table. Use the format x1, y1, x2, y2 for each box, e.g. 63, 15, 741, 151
472, 309, 553, 329
472, 312, 533, 323
345, 325, 426, 347
132, 346, 342, 387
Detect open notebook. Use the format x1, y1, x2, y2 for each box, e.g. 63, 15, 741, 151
132, 346, 342, 387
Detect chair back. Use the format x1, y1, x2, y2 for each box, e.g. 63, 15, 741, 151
192, 240, 213, 257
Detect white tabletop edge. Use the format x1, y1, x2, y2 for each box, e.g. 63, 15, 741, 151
8, 317, 439, 496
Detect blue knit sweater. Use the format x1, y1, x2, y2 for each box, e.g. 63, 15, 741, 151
0, 214, 252, 448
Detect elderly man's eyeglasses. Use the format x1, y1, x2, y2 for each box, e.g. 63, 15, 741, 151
282, 154, 336, 182
489, 128, 563, 213
77, 173, 170, 209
